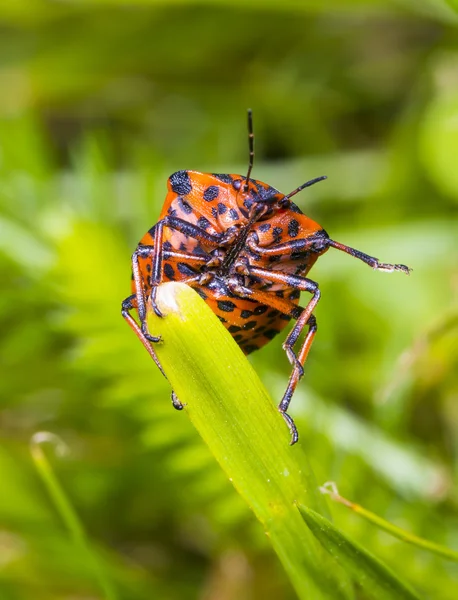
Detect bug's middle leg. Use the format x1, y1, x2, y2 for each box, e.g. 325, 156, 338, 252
132, 242, 217, 341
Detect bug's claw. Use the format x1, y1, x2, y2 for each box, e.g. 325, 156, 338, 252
396, 264, 412, 275
171, 392, 184, 410
141, 322, 161, 343
375, 262, 412, 274
150, 301, 164, 318
280, 411, 299, 445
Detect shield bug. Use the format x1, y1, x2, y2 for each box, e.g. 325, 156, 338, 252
122, 110, 410, 444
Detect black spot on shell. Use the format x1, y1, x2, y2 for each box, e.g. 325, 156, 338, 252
289, 289, 301, 300
272, 227, 283, 239
170, 170, 192, 195
280, 313, 291, 321
168, 207, 177, 217
177, 197, 193, 215
212, 173, 234, 184
254, 305, 268, 315
229, 208, 239, 221
146, 263, 151, 273
268, 255, 281, 263
211, 207, 218, 219
240, 309, 253, 319
203, 186, 219, 202
148, 225, 157, 237
243, 321, 257, 330
163, 240, 172, 251
275, 290, 284, 298
177, 262, 197, 276
288, 219, 299, 238
248, 250, 261, 262
243, 344, 258, 354
197, 216, 211, 230
217, 300, 236, 312
217, 315, 227, 323
289, 201, 302, 214
217, 202, 227, 215
233, 334, 243, 342
258, 223, 271, 232
267, 310, 279, 318
264, 329, 279, 340
163, 263, 175, 280
228, 325, 242, 333
193, 245, 208, 256
244, 199, 253, 209
195, 288, 207, 300
291, 306, 303, 319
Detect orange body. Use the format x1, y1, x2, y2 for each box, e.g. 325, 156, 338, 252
133, 170, 327, 354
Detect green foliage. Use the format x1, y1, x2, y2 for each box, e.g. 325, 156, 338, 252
298, 506, 421, 600
149, 282, 352, 600
0, 2, 457, 599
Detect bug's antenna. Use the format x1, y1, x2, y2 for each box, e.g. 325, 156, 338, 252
283, 176, 327, 201
245, 109, 254, 192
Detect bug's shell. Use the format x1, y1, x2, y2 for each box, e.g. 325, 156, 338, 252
133, 170, 327, 354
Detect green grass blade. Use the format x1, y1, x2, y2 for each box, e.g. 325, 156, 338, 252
147, 282, 353, 600
298, 504, 423, 600
320, 482, 458, 562
30, 433, 118, 600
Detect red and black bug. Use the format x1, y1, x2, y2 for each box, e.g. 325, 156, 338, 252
122, 110, 410, 444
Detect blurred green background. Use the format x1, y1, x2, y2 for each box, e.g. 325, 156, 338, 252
1, 1, 457, 599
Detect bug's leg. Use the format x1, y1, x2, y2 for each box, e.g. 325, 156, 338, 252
122, 294, 185, 410
122, 294, 165, 374
328, 239, 411, 274
246, 229, 330, 258
131, 248, 159, 343
131, 244, 205, 348
147, 217, 236, 317
171, 391, 183, 410
279, 313, 317, 445
228, 282, 303, 318
229, 270, 320, 444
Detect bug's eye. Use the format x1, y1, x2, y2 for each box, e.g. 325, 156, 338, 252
232, 179, 242, 191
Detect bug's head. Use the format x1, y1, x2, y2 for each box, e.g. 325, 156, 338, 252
232, 177, 287, 219
236, 176, 328, 222
249, 190, 291, 220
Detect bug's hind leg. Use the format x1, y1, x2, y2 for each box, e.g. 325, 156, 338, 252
230, 267, 321, 445
279, 314, 317, 445
121, 294, 183, 410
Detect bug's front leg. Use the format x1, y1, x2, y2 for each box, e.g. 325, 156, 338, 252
147, 217, 236, 319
